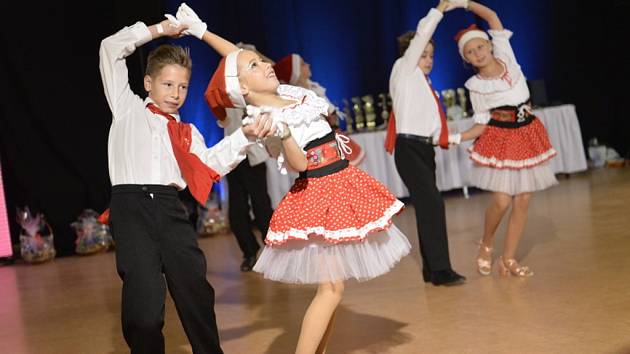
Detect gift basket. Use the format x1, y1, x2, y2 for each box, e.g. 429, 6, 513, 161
16, 207, 56, 263
196, 192, 229, 237
71, 209, 114, 254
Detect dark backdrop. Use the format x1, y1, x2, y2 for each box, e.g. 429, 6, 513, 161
0, 0, 626, 255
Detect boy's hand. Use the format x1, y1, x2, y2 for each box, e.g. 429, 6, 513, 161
159, 19, 188, 38
175, 3, 207, 39
242, 113, 277, 140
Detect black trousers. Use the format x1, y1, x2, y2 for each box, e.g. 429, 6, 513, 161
394, 137, 453, 272
226, 158, 273, 258
109, 184, 223, 354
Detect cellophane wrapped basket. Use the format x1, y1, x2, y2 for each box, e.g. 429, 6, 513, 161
71, 209, 114, 254
17, 207, 56, 263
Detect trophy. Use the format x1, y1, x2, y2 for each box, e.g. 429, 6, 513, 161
351, 97, 365, 130
361, 95, 377, 130
441, 88, 462, 121
456, 87, 468, 118
342, 99, 354, 133
378, 93, 390, 127
441, 89, 455, 108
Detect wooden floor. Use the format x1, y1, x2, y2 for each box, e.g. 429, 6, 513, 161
1, 168, 629, 354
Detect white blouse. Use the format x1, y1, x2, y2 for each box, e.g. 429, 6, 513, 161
307, 80, 337, 115
465, 29, 531, 124
264, 85, 333, 174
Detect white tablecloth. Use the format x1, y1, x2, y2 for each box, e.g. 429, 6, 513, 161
264, 104, 587, 207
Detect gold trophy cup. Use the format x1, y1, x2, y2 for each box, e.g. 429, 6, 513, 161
361, 94, 377, 130
342, 98, 354, 133
456, 87, 468, 118
378, 93, 390, 127
351, 97, 365, 130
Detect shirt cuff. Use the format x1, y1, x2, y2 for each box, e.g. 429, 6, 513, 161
130, 22, 153, 47
229, 127, 255, 149
417, 8, 444, 35
428, 8, 445, 20
488, 29, 514, 40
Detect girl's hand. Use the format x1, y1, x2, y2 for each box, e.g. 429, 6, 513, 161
448, 133, 462, 145
439, 0, 468, 12
176, 3, 208, 39
448, 0, 469, 9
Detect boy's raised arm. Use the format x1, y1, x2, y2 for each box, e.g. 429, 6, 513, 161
99, 20, 187, 119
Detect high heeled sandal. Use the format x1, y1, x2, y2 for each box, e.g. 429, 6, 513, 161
497, 256, 534, 277
476, 242, 493, 276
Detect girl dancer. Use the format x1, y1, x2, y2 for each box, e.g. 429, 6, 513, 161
170, 4, 410, 353
449, 1, 557, 277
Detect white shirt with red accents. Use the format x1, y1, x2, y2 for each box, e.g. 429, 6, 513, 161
99, 21, 253, 188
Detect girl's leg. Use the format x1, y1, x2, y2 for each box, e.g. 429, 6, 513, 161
295, 281, 344, 354
482, 192, 512, 247
477, 192, 512, 274
503, 192, 532, 260
316, 308, 338, 354
498, 192, 534, 276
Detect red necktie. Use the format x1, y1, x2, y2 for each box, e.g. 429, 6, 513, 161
384, 111, 397, 154
147, 103, 221, 205
426, 78, 449, 149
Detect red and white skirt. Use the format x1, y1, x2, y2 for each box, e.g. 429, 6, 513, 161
469, 116, 558, 195
253, 135, 409, 284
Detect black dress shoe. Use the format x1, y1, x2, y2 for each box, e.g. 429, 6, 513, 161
428, 269, 466, 286
240, 257, 257, 272
422, 268, 431, 283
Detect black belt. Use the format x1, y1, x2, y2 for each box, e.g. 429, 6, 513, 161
299, 159, 349, 179
488, 101, 534, 129
488, 115, 535, 129
112, 184, 178, 196
397, 133, 435, 146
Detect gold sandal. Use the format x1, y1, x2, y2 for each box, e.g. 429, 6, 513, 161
497, 256, 534, 277
476, 241, 493, 276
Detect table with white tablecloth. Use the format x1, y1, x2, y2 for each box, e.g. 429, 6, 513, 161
264, 104, 587, 207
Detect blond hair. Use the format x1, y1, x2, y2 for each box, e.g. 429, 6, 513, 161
397, 31, 435, 57
145, 44, 192, 77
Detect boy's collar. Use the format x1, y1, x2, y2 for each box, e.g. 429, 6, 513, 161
144, 97, 181, 121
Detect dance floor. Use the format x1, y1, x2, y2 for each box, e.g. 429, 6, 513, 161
1, 168, 629, 354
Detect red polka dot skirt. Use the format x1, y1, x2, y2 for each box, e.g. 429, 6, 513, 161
469, 117, 557, 169
265, 165, 405, 246
254, 164, 411, 284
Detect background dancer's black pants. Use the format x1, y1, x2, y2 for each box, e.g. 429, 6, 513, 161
394, 137, 454, 273
110, 184, 223, 354
226, 158, 273, 258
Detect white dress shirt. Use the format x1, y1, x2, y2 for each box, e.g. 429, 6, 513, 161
99, 22, 252, 188
465, 29, 531, 124
389, 8, 444, 141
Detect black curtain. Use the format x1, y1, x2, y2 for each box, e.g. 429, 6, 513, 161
0, 0, 165, 255
547, 1, 628, 156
